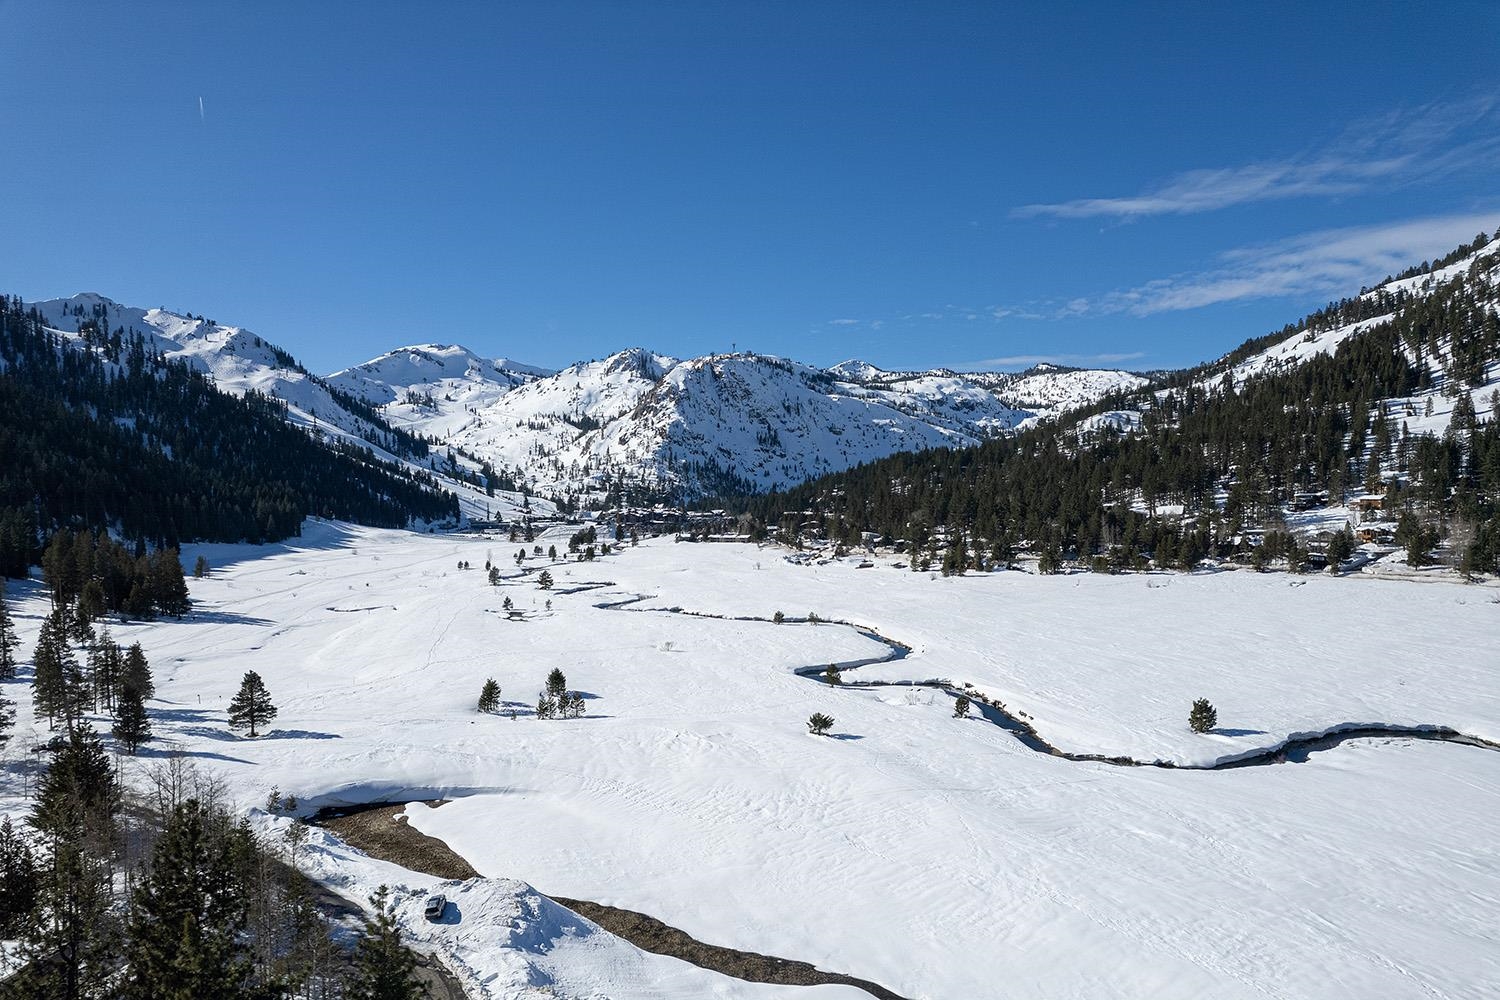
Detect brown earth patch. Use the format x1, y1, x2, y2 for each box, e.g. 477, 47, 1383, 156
312, 801, 911, 1000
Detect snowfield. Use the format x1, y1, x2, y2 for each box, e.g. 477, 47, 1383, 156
2, 522, 1498, 999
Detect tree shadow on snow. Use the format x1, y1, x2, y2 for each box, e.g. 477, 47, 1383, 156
134, 745, 256, 765
170, 725, 242, 743
181, 610, 278, 627
1214, 728, 1269, 737
151, 706, 215, 721
261, 729, 341, 740
828, 733, 865, 741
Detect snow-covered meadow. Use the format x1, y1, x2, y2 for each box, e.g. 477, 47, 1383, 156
3, 523, 1498, 999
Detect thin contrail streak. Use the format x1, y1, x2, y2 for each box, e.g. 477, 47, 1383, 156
198, 96, 205, 121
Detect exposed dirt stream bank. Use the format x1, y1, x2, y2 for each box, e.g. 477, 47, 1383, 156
312, 801, 913, 1000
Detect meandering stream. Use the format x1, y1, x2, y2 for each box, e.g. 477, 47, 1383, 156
591, 590, 1500, 771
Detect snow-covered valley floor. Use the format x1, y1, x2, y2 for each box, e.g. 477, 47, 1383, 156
3, 522, 1498, 999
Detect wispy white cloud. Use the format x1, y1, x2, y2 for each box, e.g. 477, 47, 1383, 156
827, 318, 860, 326
1014, 95, 1500, 220
1087, 210, 1500, 316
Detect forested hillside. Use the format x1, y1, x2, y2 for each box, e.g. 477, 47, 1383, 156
0, 295, 458, 576
733, 234, 1500, 575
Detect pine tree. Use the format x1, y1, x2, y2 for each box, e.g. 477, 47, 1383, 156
0, 685, 13, 750
32, 611, 73, 730
953, 694, 971, 718
537, 569, 554, 590
545, 668, 567, 700
121, 642, 155, 701
807, 712, 834, 736
90, 631, 122, 712
1189, 698, 1218, 734
14, 835, 118, 1000
823, 664, 842, 685
123, 798, 255, 1000
535, 693, 556, 720
0, 815, 38, 938
77, 578, 107, 624
347, 885, 425, 1000
30, 722, 119, 856
113, 683, 152, 754
477, 678, 501, 714
147, 548, 191, 617
1326, 528, 1354, 571
227, 670, 278, 738
0, 579, 19, 680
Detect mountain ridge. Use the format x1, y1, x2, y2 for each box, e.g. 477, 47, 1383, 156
26, 293, 1146, 507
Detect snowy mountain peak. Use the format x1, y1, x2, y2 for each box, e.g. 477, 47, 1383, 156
23, 290, 1150, 508
327, 343, 550, 407
599, 347, 676, 382
827, 359, 886, 382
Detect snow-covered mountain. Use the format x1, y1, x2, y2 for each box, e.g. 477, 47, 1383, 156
29, 294, 425, 451
26, 293, 1148, 508
1193, 234, 1500, 439
325, 344, 553, 441
832, 360, 1147, 425
333, 347, 1145, 503
26, 294, 552, 522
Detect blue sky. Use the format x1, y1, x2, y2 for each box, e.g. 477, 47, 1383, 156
3, 1, 1498, 375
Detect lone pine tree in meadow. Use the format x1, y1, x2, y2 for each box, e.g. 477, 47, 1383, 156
478, 678, 501, 714
1189, 698, 1218, 734
807, 712, 834, 736
228, 670, 277, 737
953, 694, 971, 718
